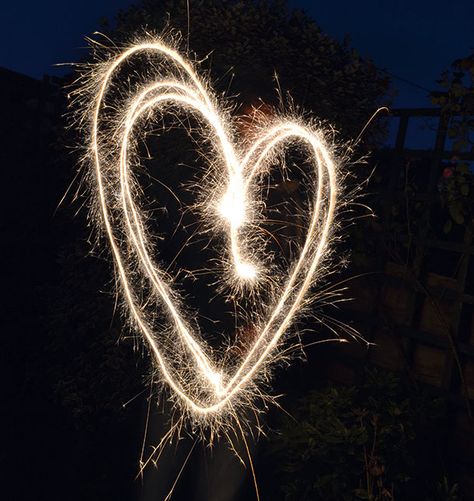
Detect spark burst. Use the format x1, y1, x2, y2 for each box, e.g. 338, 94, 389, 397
74, 34, 348, 436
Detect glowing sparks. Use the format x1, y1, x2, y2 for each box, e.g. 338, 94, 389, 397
79, 36, 341, 423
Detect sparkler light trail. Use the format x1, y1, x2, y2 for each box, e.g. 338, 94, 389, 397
76, 34, 344, 428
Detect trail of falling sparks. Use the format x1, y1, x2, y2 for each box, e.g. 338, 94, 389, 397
81, 36, 341, 423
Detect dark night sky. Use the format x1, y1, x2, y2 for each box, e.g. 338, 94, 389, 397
290, 0, 473, 108
2, 0, 473, 106
1, 0, 473, 147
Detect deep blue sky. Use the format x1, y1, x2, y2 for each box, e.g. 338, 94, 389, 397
2, 0, 472, 111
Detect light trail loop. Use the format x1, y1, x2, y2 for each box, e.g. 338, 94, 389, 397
91, 40, 339, 416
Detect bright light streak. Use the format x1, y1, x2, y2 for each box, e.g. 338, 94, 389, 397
218, 176, 247, 229
78, 36, 342, 424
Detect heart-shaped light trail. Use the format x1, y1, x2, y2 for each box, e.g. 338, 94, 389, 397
86, 38, 339, 419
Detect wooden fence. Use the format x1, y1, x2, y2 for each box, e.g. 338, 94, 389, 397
330, 107, 474, 411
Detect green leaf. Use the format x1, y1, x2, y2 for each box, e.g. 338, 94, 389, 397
443, 219, 453, 234
354, 488, 369, 499
452, 139, 469, 151
448, 203, 465, 224
448, 127, 458, 138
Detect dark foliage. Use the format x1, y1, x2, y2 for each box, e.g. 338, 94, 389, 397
266, 367, 453, 500
106, 0, 390, 144
432, 53, 474, 232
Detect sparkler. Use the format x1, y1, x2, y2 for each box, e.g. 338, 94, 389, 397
78, 35, 343, 428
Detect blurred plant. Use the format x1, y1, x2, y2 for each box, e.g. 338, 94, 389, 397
429, 476, 459, 501
437, 157, 473, 233
267, 367, 447, 500
432, 53, 474, 233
